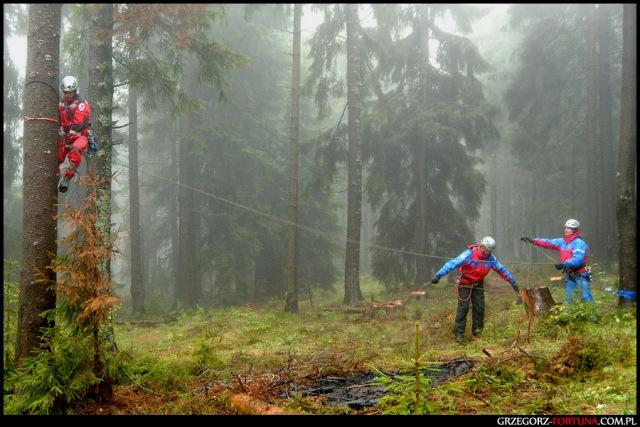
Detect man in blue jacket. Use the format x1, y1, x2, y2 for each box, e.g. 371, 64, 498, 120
431, 236, 518, 344
521, 219, 592, 304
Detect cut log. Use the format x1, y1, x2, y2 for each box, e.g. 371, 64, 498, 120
366, 299, 404, 317
520, 287, 556, 317
409, 291, 426, 303
227, 393, 288, 415
322, 307, 367, 314
323, 299, 405, 317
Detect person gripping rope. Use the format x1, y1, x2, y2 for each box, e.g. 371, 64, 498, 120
430, 236, 518, 344
521, 219, 593, 304
57, 75, 93, 193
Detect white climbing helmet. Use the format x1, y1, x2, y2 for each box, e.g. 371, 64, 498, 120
480, 236, 496, 250
564, 219, 580, 229
60, 75, 78, 93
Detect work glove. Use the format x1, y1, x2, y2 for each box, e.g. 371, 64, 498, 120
512, 283, 520, 293
554, 263, 565, 270
58, 126, 65, 137
430, 276, 440, 285
520, 237, 532, 243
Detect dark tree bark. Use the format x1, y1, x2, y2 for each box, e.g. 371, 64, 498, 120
585, 5, 600, 260
344, 3, 364, 304
170, 119, 179, 310
15, 3, 62, 367
414, 6, 431, 287
596, 4, 617, 269
616, 4, 636, 307
86, 4, 115, 403
489, 159, 498, 240
285, 3, 301, 313
87, 4, 113, 274
177, 114, 196, 308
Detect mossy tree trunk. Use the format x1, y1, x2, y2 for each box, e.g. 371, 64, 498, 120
15, 3, 62, 367
344, 3, 364, 304
87, 4, 114, 276
285, 3, 301, 313
616, 4, 636, 307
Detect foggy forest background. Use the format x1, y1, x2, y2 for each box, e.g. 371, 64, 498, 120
4, 3, 635, 313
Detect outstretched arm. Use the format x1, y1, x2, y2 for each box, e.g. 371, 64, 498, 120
531, 237, 563, 252
435, 250, 471, 279
492, 260, 516, 285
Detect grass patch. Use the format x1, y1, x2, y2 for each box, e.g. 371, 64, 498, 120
8, 273, 630, 415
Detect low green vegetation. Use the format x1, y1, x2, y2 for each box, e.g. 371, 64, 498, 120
4, 268, 636, 414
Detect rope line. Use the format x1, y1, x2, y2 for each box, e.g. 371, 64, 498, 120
25, 79, 59, 95
24, 115, 59, 125
112, 159, 553, 268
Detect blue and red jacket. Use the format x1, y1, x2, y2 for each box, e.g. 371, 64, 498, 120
531, 231, 589, 274
435, 244, 516, 286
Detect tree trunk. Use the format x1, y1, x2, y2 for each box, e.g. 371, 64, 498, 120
585, 5, 600, 261
285, 3, 301, 313
344, 4, 363, 304
170, 118, 179, 310
502, 155, 514, 256
489, 157, 498, 239
177, 113, 196, 308
86, 6, 114, 402
414, 6, 431, 287
361, 189, 370, 275
128, 76, 144, 314
15, 3, 62, 366
414, 139, 428, 287
616, 4, 636, 307
596, 4, 616, 270
87, 3, 113, 277
235, 254, 252, 303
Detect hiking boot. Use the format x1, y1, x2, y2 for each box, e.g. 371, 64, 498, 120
455, 335, 464, 344
472, 329, 482, 337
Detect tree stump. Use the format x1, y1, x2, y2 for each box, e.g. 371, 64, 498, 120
520, 287, 556, 318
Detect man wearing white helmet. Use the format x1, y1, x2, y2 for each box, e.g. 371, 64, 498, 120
521, 219, 592, 304
430, 236, 518, 344
57, 75, 93, 192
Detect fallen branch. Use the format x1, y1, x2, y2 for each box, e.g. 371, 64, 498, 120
517, 346, 547, 361
460, 387, 490, 406
124, 369, 158, 395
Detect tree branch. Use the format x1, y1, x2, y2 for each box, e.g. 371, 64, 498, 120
112, 121, 133, 129
111, 53, 132, 71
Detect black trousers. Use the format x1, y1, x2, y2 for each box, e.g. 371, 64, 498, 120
454, 281, 484, 337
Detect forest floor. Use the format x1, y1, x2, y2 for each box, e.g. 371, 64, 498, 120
74, 273, 636, 415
